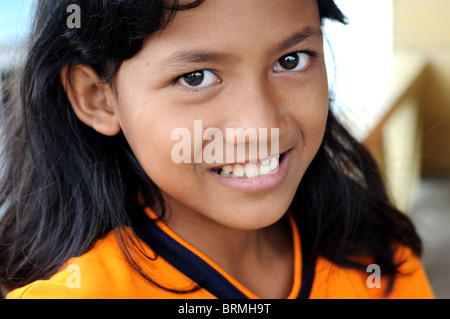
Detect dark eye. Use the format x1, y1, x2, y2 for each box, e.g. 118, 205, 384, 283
177, 70, 220, 88
274, 52, 310, 72
180, 71, 205, 86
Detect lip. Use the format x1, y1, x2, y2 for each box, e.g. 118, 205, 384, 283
209, 150, 292, 193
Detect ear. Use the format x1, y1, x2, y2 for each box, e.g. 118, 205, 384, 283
60, 65, 121, 136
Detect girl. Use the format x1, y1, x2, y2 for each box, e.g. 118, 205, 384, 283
1, 0, 433, 299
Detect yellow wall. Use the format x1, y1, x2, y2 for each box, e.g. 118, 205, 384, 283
394, 0, 450, 173
382, 93, 423, 212
363, 56, 426, 212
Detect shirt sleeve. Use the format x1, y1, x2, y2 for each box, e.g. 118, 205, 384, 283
7, 280, 81, 299
387, 245, 435, 299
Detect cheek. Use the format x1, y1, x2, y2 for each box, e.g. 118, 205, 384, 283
289, 82, 329, 147
307, 94, 329, 143
118, 110, 203, 202
123, 120, 187, 179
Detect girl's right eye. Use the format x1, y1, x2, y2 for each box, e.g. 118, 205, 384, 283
177, 70, 221, 89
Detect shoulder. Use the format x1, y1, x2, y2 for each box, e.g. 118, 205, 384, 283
7, 231, 129, 299
311, 245, 434, 299
386, 244, 435, 298
7, 229, 212, 299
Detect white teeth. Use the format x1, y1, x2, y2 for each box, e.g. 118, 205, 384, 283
270, 156, 279, 170
244, 163, 259, 178
259, 162, 272, 175
215, 155, 280, 179
220, 170, 231, 177
222, 164, 233, 174
232, 164, 245, 177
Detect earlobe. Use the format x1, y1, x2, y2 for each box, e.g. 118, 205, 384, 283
60, 65, 121, 136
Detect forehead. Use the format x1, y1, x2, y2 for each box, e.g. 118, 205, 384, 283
144, 0, 321, 55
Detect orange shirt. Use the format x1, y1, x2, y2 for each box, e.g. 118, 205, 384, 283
7, 207, 434, 299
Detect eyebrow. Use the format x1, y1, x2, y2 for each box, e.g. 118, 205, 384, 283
155, 26, 323, 71
155, 50, 234, 73
275, 26, 323, 53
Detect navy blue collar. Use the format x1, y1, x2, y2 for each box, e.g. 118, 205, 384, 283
132, 208, 315, 299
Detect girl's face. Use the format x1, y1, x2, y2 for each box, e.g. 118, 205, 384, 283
112, 0, 328, 230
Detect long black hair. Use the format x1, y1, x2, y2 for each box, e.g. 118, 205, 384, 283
0, 0, 421, 296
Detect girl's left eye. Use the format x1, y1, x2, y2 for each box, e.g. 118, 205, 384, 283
177, 70, 220, 89
274, 52, 311, 72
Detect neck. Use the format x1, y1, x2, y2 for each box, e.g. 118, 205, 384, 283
159, 201, 294, 298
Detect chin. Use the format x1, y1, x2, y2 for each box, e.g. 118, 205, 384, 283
211, 200, 291, 231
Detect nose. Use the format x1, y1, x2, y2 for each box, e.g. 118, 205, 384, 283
227, 79, 283, 129
220, 78, 286, 160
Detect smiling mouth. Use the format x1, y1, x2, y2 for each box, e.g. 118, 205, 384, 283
210, 155, 281, 179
